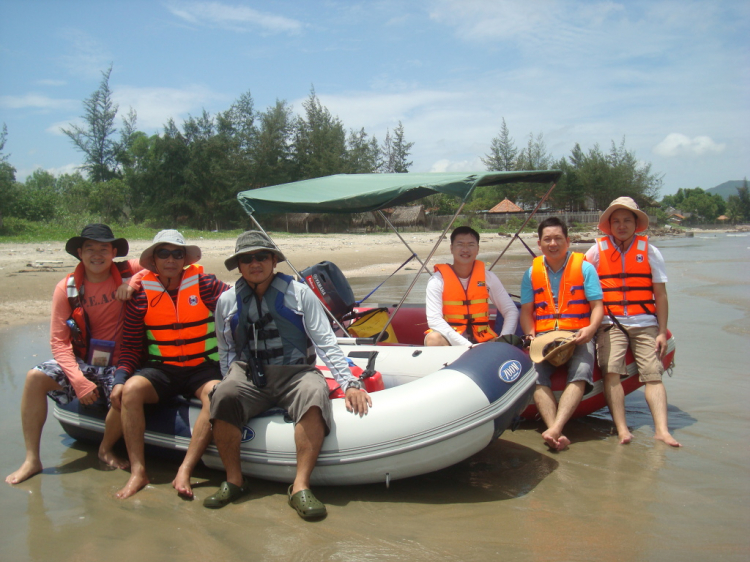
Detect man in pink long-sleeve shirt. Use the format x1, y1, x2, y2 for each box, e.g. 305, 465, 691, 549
5, 224, 142, 485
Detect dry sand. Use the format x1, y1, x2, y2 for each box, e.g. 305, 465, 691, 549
0, 226, 709, 328
0, 231, 534, 327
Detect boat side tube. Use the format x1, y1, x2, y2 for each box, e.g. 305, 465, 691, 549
201, 342, 536, 485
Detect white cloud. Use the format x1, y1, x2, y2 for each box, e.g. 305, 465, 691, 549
37, 79, 67, 87
58, 29, 113, 78
114, 85, 228, 129
653, 133, 726, 157
429, 157, 484, 173
0, 94, 75, 110
167, 1, 303, 34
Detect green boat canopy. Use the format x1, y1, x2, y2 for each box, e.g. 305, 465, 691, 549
237, 170, 562, 215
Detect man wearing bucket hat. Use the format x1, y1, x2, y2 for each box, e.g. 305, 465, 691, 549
110, 229, 232, 499
6, 224, 141, 485
520, 217, 603, 451
585, 197, 680, 447
205, 231, 371, 518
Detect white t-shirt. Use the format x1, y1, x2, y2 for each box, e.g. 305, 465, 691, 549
585, 236, 667, 328
426, 265, 519, 345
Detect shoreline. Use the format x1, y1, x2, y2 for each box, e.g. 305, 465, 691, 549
0, 228, 726, 328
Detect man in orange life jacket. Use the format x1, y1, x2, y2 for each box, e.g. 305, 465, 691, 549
520, 217, 603, 450
6, 224, 140, 485
425, 226, 519, 346
585, 197, 680, 447
110, 230, 231, 499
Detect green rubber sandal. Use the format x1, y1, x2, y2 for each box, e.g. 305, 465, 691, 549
288, 485, 327, 519
203, 479, 251, 509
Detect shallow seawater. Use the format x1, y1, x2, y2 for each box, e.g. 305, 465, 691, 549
0, 235, 748, 561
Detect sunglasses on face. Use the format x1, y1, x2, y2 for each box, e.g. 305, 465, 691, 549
239, 251, 272, 264
154, 248, 186, 260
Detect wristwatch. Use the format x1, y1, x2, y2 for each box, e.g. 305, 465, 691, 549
347, 380, 364, 391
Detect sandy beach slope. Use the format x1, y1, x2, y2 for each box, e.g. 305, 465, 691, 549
0, 231, 539, 327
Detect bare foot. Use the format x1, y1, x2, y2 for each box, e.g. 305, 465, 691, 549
98, 449, 130, 470
556, 435, 571, 451
655, 432, 682, 447
171, 466, 194, 499
618, 431, 634, 445
542, 429, 560, 450
5, 460, 43, 485
116, 473, 149, 499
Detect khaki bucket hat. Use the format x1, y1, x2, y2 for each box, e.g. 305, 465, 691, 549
529, 330, 577, 366
598, 197, 649, 235
224, 230, 286, 271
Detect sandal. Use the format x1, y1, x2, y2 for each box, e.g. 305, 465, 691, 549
203, 479, 251, 509
288, 485, 327, 519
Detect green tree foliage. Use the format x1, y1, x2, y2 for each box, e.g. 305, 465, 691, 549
292, 88, 347, 179
61, 65, 123, 183
0, 123, 18, 229
662, 187, 727, 223
482, 118, 517, 172
12, 169, 59, 221
380, 121, 413, 173
345, 128, 380, 173
725, 178, 750, 224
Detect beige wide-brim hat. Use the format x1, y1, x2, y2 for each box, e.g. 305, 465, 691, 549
224, 230, 286, 271
598, 197, 649, 235
139, 229, 201, 272
529, 330, 577, 366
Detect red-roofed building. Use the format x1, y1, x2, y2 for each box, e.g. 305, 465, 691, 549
488, 198, 523, 214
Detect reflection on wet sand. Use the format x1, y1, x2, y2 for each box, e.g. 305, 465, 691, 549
2, 235, 749, 561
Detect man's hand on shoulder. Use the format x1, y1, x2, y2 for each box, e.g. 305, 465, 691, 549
115, 283, 135, 302
345, 386, 372, 417
110, 384, 123, 410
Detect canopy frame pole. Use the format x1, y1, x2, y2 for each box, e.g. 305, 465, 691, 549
374, 200, 466, 343
488, 181, 557, 271
377, 211, 432, 276
249, 215, 351, 335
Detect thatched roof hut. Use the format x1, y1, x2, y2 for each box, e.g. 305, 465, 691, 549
389, 205, 426, 229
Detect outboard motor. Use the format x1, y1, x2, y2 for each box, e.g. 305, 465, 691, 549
300, 261, 356, 322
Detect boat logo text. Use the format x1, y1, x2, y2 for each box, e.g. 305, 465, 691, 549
498, 360, 522, 383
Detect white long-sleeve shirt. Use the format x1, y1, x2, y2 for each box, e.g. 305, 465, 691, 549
425, 265, 519, 346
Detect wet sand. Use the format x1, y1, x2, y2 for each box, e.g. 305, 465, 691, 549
0, 233, 749, 561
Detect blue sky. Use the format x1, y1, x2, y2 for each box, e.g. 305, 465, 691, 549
1, 0, 748, 196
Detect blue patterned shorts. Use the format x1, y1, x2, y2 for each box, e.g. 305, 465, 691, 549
33, 358, 116, 406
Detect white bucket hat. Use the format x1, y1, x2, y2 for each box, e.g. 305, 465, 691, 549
139, 229, 201, 272
598, 197, 649, 235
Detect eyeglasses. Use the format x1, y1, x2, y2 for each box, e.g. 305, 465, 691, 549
239, 251, 272, 264
154, 248, 186, 260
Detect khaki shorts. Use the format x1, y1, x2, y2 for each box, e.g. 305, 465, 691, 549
209, 361, 332, 433
596, 324, 664, 383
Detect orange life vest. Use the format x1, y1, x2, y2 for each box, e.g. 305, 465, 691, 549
595, 235, 656, 316
65, 261, 133, 360
530, 252, 591, 333
142, 264, 219, 367
435, 261, 498, 343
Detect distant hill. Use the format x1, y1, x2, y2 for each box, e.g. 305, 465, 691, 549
707, 180, 746, 201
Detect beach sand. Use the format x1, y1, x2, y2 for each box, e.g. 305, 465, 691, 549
0, 231, 541, 326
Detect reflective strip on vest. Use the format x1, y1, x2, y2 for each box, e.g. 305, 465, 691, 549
595, 235, 656, 316
142, 264, 219, 367
435, 261, 498, 343
530, 252, 592, 332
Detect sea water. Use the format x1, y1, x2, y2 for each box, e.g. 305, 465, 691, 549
0, 235, 748, 561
